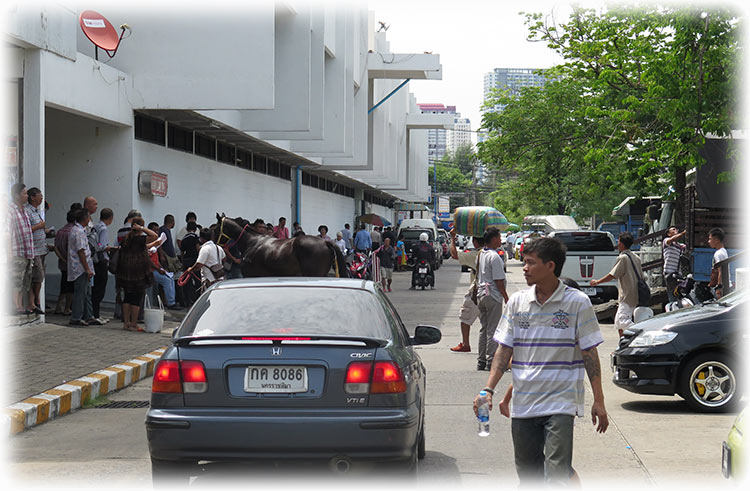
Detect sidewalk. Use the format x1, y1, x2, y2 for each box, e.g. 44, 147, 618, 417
3, 303, 185, 434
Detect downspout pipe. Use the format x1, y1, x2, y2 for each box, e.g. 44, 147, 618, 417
368, 79, 411, 114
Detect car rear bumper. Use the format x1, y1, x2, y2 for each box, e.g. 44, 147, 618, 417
146, 405, 420, 463
610, 351, 680, 395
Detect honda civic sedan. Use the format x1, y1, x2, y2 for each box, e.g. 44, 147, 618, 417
611, 287, 745, 412
145, 278, 441, 482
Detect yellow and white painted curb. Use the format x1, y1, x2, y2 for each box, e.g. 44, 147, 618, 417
3, 347, 167, 435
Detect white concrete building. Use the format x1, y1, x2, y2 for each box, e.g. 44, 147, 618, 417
447, 116, 472, 154
2, 1, 445, 308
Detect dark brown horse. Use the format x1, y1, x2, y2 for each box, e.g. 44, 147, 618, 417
212, 214, 348, 278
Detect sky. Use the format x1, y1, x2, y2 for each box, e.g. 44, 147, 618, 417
368, 0, 748, 145
368, 0, 582, 143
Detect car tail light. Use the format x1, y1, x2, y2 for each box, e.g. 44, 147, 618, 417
152, 360, 182, 393
152, 360, 208, 394
371, 361, 407, 394
180, 360, 208, 393
345, 361, 372, 394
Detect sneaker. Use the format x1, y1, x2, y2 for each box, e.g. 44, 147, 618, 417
31, 306, 44, 315
69, 319, 89, 327
409, 286, 416, 290
85, 318, 105, 326
450, 343, 471, 353
476, 361, 486, 371
167, 304, 183, 311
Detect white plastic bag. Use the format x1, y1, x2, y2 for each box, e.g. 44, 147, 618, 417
143, 295, 164, 333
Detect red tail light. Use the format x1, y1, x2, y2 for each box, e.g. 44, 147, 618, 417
152, 360, 182, 393
371, 361, 407, 394
152, 359, 207, 394
345, 362, 372, 394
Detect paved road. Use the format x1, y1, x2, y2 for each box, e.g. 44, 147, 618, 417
6, 259, 740, 487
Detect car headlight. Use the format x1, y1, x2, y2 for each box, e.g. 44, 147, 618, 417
629, 330, 678, 347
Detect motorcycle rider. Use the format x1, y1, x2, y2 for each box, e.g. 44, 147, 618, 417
410, 232, 435, 290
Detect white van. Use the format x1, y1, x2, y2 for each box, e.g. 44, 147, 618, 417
397, 218, 442, 269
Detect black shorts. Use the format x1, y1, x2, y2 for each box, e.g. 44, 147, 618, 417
123, 289, 145, 306
59, 272, 74, 294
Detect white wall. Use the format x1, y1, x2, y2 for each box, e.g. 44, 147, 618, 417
45, 106, 134, 232
75, 4, 276, 110
133, 141, 292, 230
300, 185, 355, 238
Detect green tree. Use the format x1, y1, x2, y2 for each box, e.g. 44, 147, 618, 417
523, 4, 741, 225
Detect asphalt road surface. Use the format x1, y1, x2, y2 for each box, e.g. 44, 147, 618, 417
7, 259, 741, 488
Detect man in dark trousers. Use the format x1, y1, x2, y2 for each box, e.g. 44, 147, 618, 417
410, 232, 435, 289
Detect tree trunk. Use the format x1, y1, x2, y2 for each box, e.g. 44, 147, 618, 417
673, 166, 687, 228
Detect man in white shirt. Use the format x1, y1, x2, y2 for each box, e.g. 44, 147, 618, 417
186, 228, 226, 288
476, 227, 509, 371
474, 237, 608, 485
708, 227, 728, 298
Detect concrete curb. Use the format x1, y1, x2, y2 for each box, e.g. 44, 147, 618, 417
3, 346, 167, 435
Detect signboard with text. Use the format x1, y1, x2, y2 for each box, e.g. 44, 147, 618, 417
138, 171, 168, 197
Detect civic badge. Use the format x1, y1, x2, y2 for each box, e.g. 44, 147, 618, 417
272, 347, 282, 356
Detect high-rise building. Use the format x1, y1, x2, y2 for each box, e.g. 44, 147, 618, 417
447, 116, 472, 153
417, 103, 458, 162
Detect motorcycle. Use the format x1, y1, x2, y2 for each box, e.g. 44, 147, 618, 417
664, 272, 715, 312
413, 259, 434, 290
346, 251, 372, 280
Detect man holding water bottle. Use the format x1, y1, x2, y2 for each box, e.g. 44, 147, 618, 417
473, 237, 609, 486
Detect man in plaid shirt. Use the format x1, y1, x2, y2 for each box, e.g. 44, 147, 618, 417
8, 183, 35, 315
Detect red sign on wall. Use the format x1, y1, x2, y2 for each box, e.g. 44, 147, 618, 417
138, 171, 168, 197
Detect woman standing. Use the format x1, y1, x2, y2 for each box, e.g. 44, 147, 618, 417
115, 217, 158, 331
396, 234, 406, 272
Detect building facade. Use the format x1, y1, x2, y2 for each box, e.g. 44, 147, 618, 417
2, 1, 451, 308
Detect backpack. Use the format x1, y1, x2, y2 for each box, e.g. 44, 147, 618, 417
86, 226, 101, 264
626, 253, 651, 307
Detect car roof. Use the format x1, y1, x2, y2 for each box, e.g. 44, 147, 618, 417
211, 277, 375, 291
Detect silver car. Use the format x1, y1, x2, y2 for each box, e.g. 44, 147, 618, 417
146, 278, 441, 483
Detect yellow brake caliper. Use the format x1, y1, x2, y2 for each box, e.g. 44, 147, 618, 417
696, 370, 707, 396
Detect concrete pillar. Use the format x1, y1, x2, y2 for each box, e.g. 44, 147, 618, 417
22, 49, 46, 316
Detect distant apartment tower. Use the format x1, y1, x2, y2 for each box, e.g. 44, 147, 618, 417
447, 116, 472, 153
479, 68, 547, 143
418, 103, 458, 162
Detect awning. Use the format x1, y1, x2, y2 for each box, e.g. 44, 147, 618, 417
394, 202, 430, 211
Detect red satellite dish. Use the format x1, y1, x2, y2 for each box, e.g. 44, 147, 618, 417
79, 10, 129, 60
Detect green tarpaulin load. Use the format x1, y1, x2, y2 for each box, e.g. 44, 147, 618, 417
453, 206, 509, 237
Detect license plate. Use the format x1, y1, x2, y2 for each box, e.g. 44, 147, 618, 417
582, 287, 596, 296
419, 268, 428, 274
722, 441, 731, 478
244, 366, 308, 393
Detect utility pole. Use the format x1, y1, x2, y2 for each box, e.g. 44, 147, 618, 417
470, 157, 478, 206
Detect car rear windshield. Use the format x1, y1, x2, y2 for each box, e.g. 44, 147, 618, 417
552, 232, 616, 251
177, 287, 392, 339
401, 229, 434, 240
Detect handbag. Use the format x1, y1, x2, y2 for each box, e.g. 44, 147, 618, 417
107, 247, 120, 275
626, 253, 651, 307
209, 244, 227, 279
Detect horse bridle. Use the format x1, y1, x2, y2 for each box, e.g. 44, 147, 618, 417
216, 217, 250, 248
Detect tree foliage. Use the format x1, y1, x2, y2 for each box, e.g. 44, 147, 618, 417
479, 4, 741, 224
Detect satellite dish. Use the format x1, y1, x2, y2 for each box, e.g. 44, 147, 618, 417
79, 10, 129, 61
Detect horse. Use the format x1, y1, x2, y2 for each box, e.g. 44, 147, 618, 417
212, 214, 348, 278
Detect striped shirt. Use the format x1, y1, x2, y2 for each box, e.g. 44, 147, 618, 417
662, 238, 684, 274
8, 203, 34, 259
494, 280, 603, 419
24, 203, 47, 257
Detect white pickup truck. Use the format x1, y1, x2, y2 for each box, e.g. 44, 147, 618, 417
547, 231, 620, 304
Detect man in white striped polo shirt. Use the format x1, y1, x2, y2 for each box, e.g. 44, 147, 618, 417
662, 226, 686, 303
474, 237, 609, 486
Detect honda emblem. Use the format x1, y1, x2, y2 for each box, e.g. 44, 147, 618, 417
272, 347, 282, 356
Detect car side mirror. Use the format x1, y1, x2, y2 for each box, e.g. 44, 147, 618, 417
410, 325, 441, 345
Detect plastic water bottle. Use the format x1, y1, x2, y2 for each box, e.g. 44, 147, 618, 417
476, 390, 490, 437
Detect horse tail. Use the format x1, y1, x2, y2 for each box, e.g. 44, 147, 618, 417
327, 241, 349, 278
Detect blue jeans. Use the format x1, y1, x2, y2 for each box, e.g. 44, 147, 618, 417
71, 273, 93, 322
152, 270, 176, 305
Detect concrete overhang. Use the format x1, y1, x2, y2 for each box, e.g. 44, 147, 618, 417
406, 113, 455, 130
368, 53, 442, 80
138, 109, 321, 169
